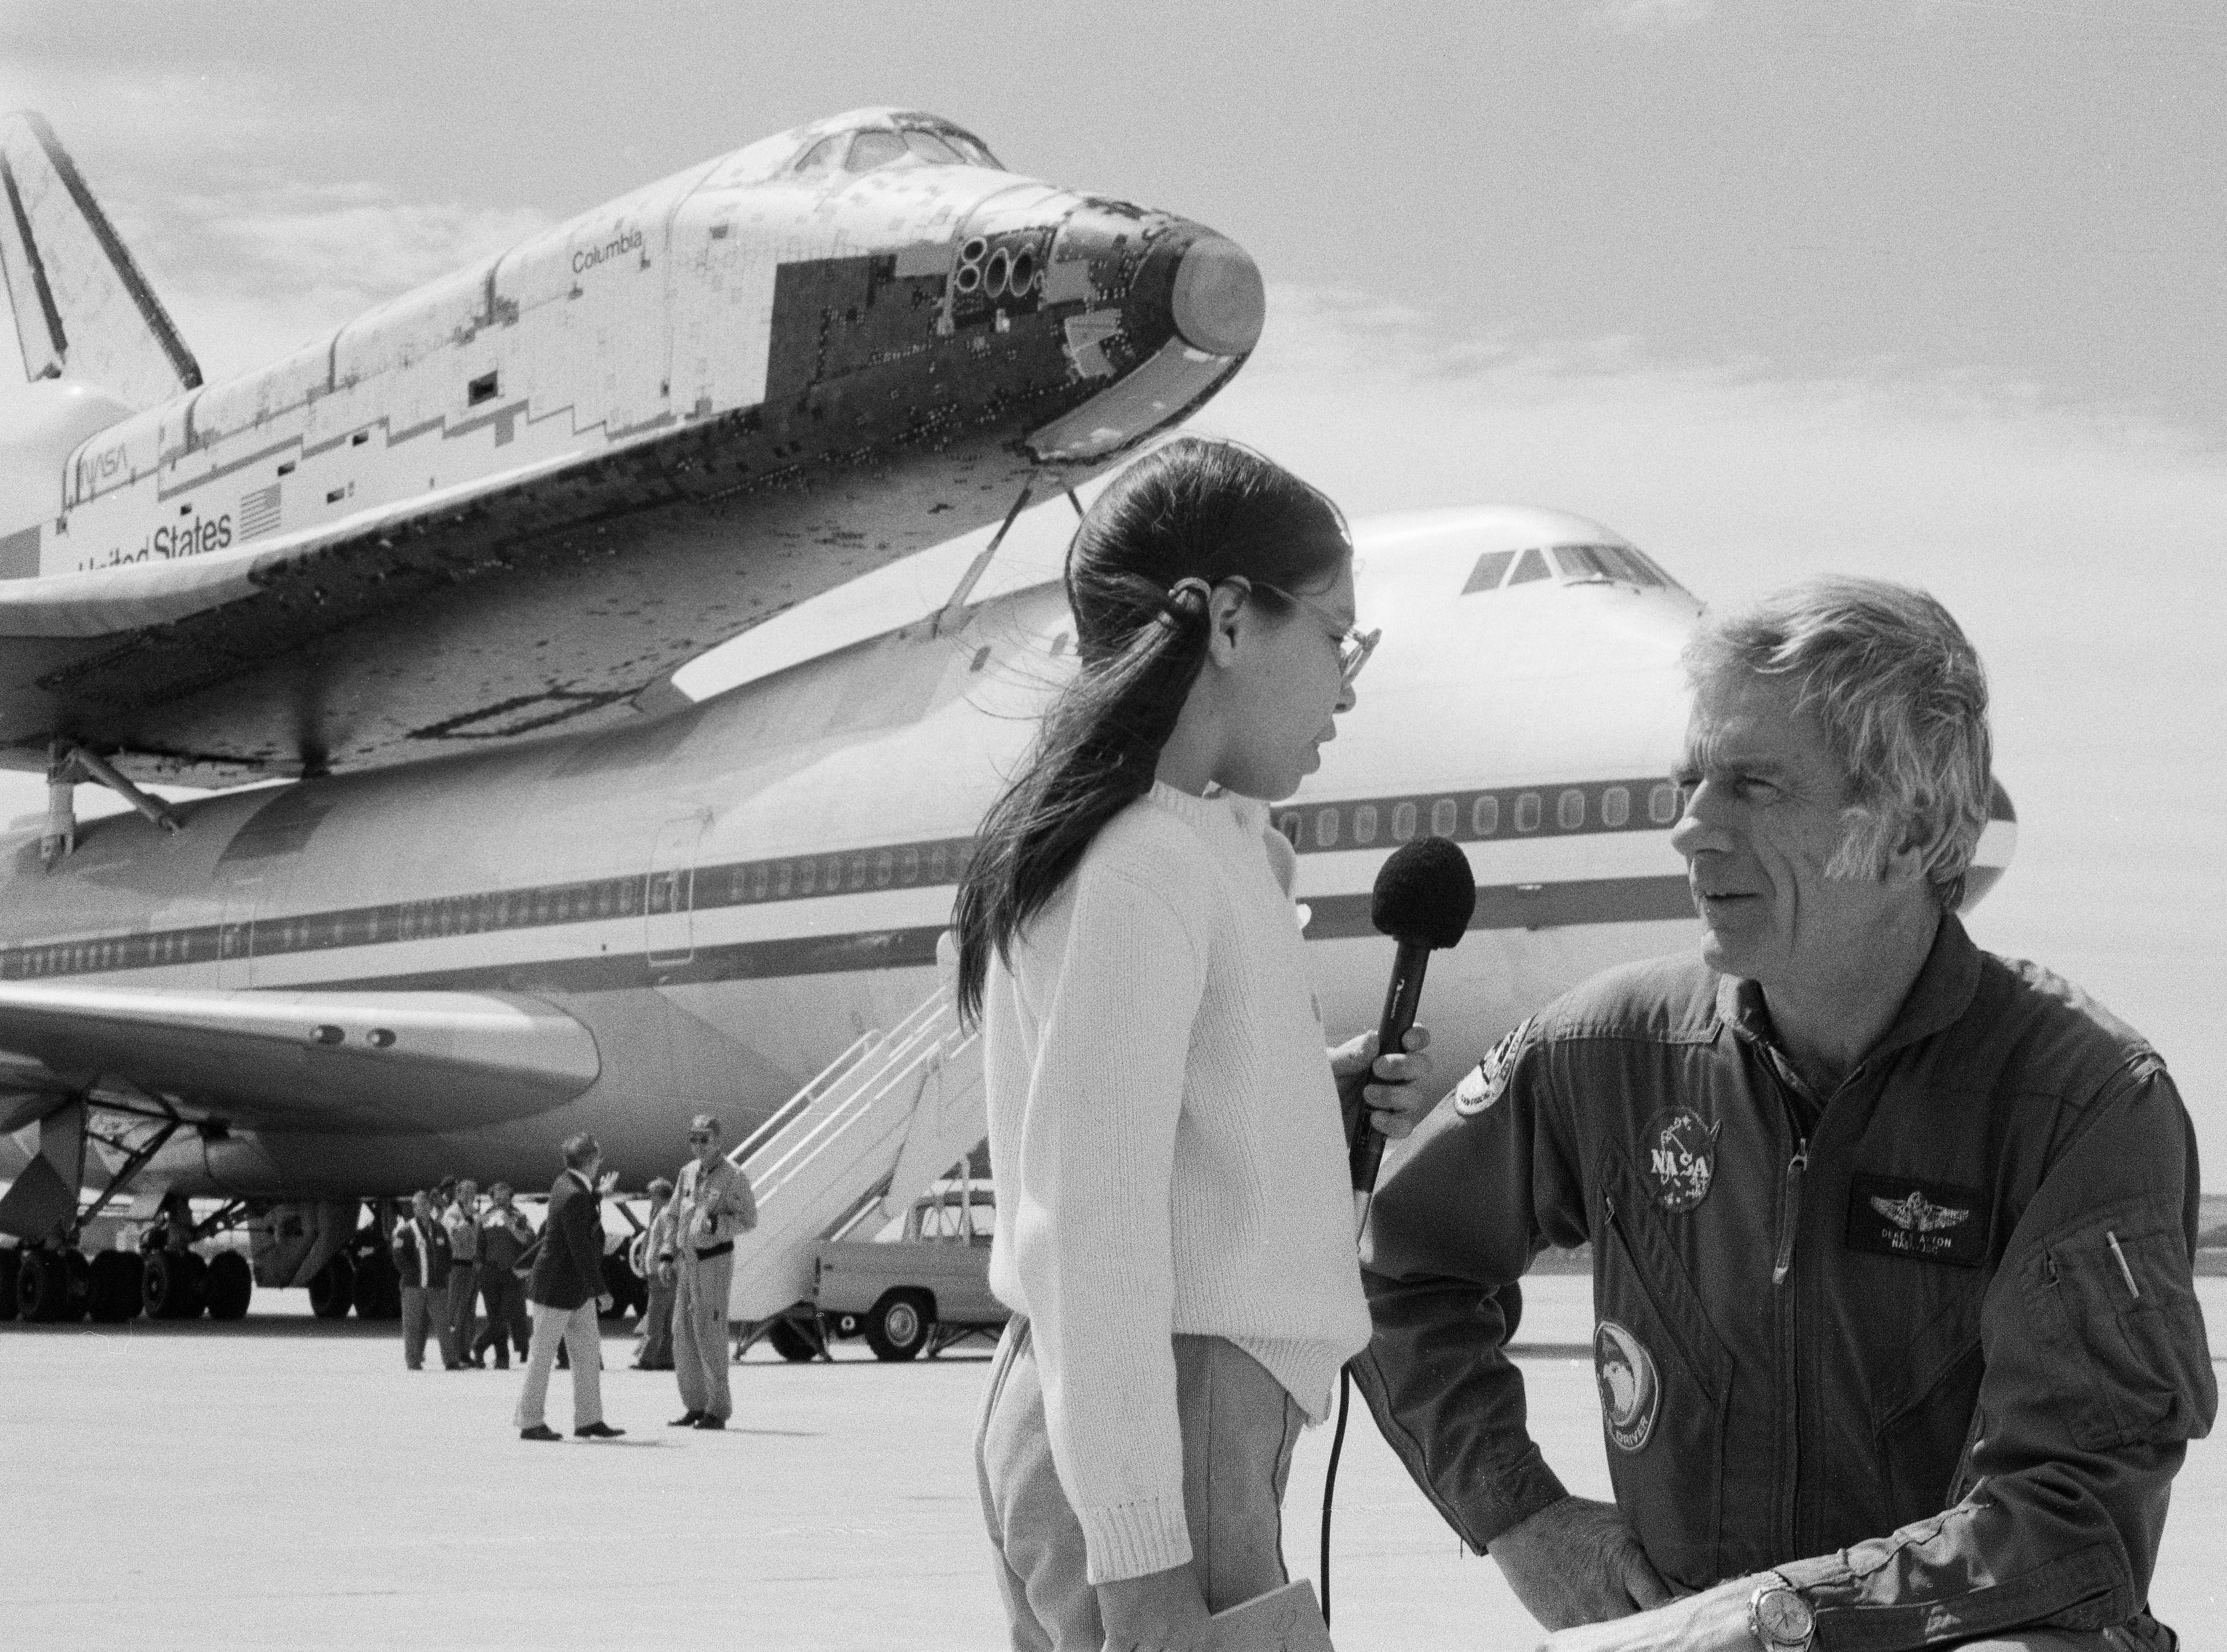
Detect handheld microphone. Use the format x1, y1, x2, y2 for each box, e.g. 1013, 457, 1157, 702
1348, 835, 1476, 1201
1324, 834, 1477, 1630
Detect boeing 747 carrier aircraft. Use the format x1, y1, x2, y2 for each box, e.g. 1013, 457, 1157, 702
0, 113, 2014, 1329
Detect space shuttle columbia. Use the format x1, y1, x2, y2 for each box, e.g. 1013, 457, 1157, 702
0, 107, 2017, 1330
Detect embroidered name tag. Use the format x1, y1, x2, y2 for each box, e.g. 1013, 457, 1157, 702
1844, 1173, 1986, 1268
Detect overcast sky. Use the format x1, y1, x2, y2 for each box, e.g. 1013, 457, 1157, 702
2, 1, 2222, 1171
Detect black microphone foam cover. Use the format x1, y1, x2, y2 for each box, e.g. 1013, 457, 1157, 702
1370, 836, 1477, 949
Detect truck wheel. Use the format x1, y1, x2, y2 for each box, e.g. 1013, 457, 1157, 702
308, 1252, 356, 1319
864, 1291, 932, 1362
205, 1251, 254, 1320
768, 1319, 819, 1362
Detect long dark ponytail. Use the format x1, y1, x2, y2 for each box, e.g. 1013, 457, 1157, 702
953, 437, 1350, 1024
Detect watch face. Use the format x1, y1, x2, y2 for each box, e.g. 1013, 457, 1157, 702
1755, 1587, 1815, 1643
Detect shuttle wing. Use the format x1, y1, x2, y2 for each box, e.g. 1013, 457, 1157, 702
0, 983, 599, 1136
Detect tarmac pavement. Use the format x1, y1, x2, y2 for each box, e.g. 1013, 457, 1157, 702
2, 1276, 2220, 1650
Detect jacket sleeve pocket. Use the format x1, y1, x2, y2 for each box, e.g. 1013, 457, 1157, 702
2027, 1207, 2216, 1451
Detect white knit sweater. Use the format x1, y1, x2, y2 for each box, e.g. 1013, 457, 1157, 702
982, 781, 1371, 1585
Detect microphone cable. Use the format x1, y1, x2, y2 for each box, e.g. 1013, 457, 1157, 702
1320, 1361, 1352, 1629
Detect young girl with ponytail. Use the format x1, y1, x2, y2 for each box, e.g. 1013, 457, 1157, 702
958, 438, 1434, 1651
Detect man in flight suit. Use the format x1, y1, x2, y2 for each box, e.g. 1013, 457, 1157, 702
1358, 579, 2214, 1650
660, 1113, 757, 1430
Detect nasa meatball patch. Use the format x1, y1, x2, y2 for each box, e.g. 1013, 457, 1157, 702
1643, 1107, 1721, 1213
1594, 1320, 1660, 1453
1453, 1016, 1535, 1117
1846, 1173, 1986, 1268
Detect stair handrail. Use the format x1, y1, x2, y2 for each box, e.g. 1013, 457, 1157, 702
744, 1039, 952, 1201
730, 992, 956, 1201
729, 1028, 881, 1168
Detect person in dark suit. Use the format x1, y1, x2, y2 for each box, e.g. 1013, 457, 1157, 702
391, 1189, 460, 1370
513, 1133, 624, 1441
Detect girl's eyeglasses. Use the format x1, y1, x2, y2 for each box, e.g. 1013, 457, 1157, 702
1244, 580, 1381, 687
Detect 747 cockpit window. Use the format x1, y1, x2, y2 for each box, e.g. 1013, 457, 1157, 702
1553, 544, 1663, 587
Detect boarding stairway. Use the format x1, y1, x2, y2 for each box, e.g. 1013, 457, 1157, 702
722, 970, 985, 1327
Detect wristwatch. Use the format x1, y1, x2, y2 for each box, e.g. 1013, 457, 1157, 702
1748, 1576, 1815, 1651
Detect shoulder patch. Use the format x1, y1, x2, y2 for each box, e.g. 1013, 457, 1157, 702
1454, 1015, 1535, 1117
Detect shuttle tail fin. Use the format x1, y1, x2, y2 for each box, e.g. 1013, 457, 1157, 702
0, 110, 201, 408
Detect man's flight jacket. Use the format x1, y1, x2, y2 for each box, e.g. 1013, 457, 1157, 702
1355, 917, 2214, 1649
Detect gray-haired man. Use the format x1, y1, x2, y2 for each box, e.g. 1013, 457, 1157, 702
1358, 578, 2213, 1650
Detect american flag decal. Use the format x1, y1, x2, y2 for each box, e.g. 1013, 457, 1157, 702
238, 485, 282, 542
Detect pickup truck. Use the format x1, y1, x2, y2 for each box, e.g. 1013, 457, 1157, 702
789, 1183, 1005, 1361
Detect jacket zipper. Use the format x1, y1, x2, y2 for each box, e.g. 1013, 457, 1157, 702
1771, 1140, 1809, 1286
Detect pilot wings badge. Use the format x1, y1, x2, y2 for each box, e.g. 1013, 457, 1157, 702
1846, 1173, 1986, 1268
1454, 1016, 1535, 1117
1870, 1191, 1970, 1235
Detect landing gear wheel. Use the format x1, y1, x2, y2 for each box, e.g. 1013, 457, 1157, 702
143, 1250, 209, 1319
205, 1251, 253, 1320
864, 1291, 932, 1362
350, 1249, 400, 1320
87, 1250, 145, 1322
18, 1249, 88, 1322
769, 1318, 820, 1363
0, 1248, 22, 1322
308, 1252, 356, 1320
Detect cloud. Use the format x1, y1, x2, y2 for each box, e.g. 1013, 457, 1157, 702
151, 188, 554, 376
77, 184, 558, 381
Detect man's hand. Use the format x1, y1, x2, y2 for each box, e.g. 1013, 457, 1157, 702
1493, 1496, 1674, 1632
596, 1292, 614, 1313
1331, 1024, 1436, 1138
1096, 1564, 1212, 1652
656, 1258, 676, 1287
1537, 1575, 1759, 1651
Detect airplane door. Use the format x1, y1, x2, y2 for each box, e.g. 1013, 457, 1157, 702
645, 816, 707, 967
218, 880, 260, 988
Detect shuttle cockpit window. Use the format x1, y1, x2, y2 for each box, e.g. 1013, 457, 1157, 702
902, 129, 966, 165
1506, 547, 1551, 586
802, 121, 1005, 180
845, 130, 911, 172
793, 135, 847, 176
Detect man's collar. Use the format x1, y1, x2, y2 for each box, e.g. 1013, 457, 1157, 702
1717, 913, 1981, 1068
567, 1167, 594, 1193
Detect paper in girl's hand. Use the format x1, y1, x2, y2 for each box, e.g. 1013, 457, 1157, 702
1209, 1579, 1334, 1651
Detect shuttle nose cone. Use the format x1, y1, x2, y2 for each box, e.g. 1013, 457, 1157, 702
1169, 235, 1265, 358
